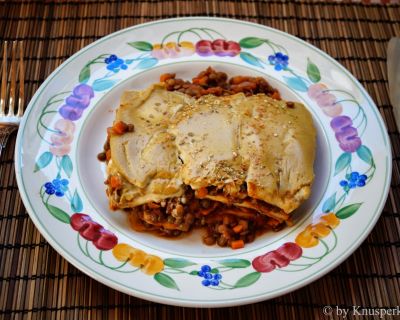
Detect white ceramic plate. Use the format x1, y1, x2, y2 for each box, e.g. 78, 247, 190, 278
15, 18, 391, 307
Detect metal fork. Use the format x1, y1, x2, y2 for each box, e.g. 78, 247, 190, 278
0, 41, 24, 158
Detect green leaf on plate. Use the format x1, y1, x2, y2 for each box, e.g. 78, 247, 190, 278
239, 37, 264, 49
336, 203, 362, 219
163, 258, 196, 268
210, 268, 219, 274
34, 151, 53, 172
71, 189, 83, 213
46, 204, 71, 224
218, 259, 251, 268
283, 76, 308, 92
306, 58, 321, 83
356, 145, 374, 166
61, 155, 73, 178
322, 192, 336, 213
239, 52, 264, 68
154, 273, 179, 291
79, 65, 91, 84
128, 41, 153, 51
234, 272, 261, 288
334, 152, 351, 176
189, 270, 199, 276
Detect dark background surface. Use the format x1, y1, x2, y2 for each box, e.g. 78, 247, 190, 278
0, 1, 399, 319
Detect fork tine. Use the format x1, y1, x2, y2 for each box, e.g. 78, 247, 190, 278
0, 41, 7, 117
17, 42, 24, 117
7, 41, 17, 117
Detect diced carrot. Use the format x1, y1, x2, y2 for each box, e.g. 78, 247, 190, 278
196, 187, 208, 199
148, 202, 160, 209
266, 218, 281, 228
106, 150, 112, 161
110, 175, 122, 189
223, 215, 233, 225
200, 206, 216, 216
205, 87, 223, 96
231, 239, 245, 249
112, 121, 128, 135
271, 91, 281, 100
229, 76, 250, 85
192, 76, 208, 86
233, 225, 243, 233
160, 73, 175, 82
238, 219, 248, 230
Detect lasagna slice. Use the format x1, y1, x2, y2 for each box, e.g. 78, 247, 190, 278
105, 84, 316, 249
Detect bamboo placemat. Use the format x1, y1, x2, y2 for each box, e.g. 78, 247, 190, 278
1, 1, 400, 319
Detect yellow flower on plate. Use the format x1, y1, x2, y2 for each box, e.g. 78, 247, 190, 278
129, 248, 148, 268
112, 243, 164, 275
142, 255, 164, 275
151, 41, 195, 60
295, 213, 340, 248
112, 243, 134, 261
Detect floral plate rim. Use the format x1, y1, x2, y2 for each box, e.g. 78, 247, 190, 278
15, 17, 392, 307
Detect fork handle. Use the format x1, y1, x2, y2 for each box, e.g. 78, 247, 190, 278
0, 126, 17, 159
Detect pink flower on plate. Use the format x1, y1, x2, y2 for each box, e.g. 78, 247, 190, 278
195, 39, 241, 57
275, 242, 303, 260
307, 83, 343, 118
307, 83, 326, 100
70, 213, 118, 251
49, 119, 76, 156
211, 39, 241, 57
195, 40, 214, 57
54, 118, 75, 135
320, 104, 343, 118
252, 242, 302, 273
252, 251, 289, 273
49, 144, 71, 157
316, 93, 336, 107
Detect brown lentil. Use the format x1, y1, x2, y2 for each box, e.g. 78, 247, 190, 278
160, 67, 280, 99
97, 152, 107, 162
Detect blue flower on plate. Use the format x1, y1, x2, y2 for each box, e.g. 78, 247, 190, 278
105, 54, 128, 72
339, 171, 367, 191
268, 52, 289, 71
197, 265, 222, 287
44, 178, 69, 197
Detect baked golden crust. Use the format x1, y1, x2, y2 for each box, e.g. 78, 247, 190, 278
108, 84, 316, 213
109, 84, 192, 207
